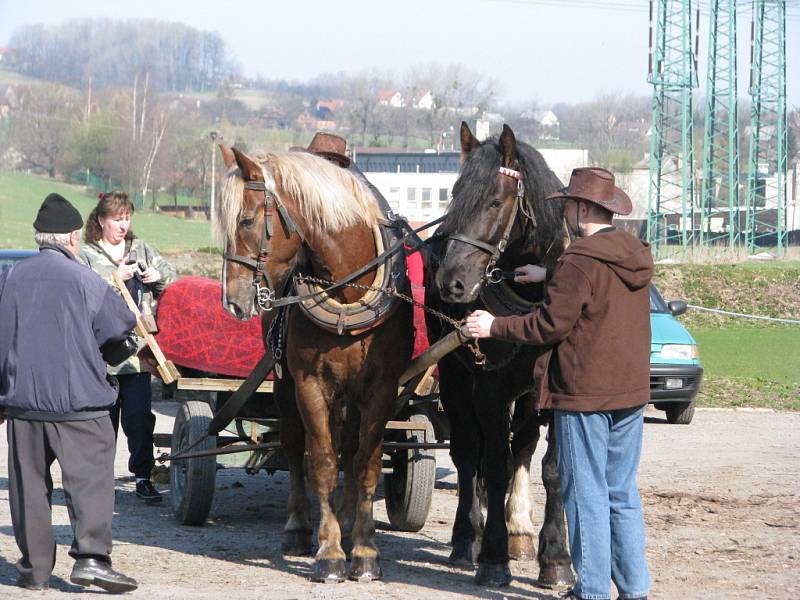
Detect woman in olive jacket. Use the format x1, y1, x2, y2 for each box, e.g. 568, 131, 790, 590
80, 191, 176, 503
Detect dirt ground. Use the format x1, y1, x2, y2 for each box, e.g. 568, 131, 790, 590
0, 405, 797, 599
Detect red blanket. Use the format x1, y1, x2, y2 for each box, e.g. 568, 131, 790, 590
154, 276, 265, 378
154, 257, 430, 378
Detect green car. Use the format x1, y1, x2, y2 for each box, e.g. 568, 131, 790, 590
649, 285, 703, 424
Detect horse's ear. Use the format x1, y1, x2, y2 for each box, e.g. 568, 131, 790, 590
500, 124, 516, 167
219, 144, 236, 169
460, 121, 480, 163
231, 147, 262, 181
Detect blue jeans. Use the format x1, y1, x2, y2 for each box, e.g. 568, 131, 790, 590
555, 406, 650, 600
111, 373, 156, 479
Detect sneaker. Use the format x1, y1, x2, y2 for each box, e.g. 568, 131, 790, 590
135, 479, 162, 503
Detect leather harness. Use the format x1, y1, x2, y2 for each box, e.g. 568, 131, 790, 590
221, 175, 439, 336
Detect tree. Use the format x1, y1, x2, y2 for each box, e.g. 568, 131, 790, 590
9, 83, 81, 178
8, 20, 239, 92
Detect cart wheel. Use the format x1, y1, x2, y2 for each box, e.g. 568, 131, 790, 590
384, 412, 436, 532
170, 400, 217, 525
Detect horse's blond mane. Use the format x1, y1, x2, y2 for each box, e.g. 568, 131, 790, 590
216, 151, 382, 242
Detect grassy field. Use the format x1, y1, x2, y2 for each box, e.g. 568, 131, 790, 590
0, 172, 218, 251
690, 325, 800, 411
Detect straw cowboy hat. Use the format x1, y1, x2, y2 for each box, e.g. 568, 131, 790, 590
546, 167, 632, 216
306, 132, 350, 168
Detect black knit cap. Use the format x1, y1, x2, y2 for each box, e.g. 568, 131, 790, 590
33, 193, 84, 233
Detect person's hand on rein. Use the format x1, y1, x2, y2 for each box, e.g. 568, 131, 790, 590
466, 310, 495, 339
513, 264, 547, 284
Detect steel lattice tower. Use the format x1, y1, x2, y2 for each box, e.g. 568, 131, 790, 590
700, 0, 741, 247
745, 0, 788, 252
647, 0, 699, 255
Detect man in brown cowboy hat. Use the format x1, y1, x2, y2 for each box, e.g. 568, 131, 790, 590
306, 131, 351, 168
302, 132, 393, 210
466, 167, 653, 600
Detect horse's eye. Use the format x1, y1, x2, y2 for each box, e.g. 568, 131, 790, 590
489, 199, 503, 208
239, 218, 255, 228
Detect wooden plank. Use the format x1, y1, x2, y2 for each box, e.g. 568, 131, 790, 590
111, 271, 179, 385
413, 365, 437, 396
385, 420, 428, 431
177, 377, 274, 394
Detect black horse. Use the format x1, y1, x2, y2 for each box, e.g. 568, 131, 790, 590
425, 122, 574, 587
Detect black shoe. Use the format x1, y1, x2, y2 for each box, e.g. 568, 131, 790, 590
135, 479, 162, 503
17, 573, 49, 590
70, 558, 138, 593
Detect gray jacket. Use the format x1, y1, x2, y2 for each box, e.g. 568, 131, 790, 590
0, 244, 136, 420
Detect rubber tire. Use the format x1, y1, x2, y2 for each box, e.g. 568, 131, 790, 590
665, 400, 695, 425
384, 412, 436, 532
170, 400, 217, 525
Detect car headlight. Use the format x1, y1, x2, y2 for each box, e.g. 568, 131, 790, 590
659, 344, 699, 360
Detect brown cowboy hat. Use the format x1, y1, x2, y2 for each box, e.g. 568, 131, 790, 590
545, 167, 632, 216
307, 132, 350, 168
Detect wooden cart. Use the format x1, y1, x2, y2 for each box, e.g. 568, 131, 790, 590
113, 273, 446, 531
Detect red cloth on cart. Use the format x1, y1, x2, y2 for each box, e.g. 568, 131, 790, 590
154, 258, 431, 377
407, 250, 430, 359
154, 276, 266, 378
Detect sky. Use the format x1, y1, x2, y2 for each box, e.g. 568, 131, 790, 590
0, 0, 797, 107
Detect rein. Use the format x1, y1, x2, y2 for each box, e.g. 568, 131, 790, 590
444, 166, 530, 286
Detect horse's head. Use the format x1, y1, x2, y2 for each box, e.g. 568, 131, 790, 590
216, 145, 303, 320
435, 122, 565, 304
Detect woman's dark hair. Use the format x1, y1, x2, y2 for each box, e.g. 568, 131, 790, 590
84, 191, 136, 243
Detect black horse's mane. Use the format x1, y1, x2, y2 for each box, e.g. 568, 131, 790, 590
439, 136, 565, 257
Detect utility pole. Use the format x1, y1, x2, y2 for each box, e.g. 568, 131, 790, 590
700, 0, 741, 248
647, 0, 699, 256
209, 131, 221, 242
745, 0, 787, 253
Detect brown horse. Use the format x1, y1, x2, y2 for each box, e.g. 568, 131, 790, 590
216, 147, 413, 582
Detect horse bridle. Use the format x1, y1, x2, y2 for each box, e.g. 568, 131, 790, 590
445, 165, 534, 285
222, 179, 306, 311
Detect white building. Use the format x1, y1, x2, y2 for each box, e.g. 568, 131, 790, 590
377, 90, 405, 108
412, 90, 435, 110
355, 147, 589, 228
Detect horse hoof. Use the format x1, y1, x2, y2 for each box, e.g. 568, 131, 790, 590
282, 530, 313, 556
537, 563, 575, 588
508, 534, 536, 561
448, 539, 474, 567
311, 559, 346, 583
475, 562, 512, 587
348, 556, 382, 582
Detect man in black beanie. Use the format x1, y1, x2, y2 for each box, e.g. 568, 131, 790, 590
0, 193, 139, 592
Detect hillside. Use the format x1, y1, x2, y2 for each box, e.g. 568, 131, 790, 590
0, 172, 216, 251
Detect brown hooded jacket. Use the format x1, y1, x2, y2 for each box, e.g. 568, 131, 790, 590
489, 228, 654, 412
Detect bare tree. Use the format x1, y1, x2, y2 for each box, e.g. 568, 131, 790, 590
9, 83, 81, 177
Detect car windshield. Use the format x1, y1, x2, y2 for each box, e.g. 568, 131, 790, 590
649, 284, 670, 314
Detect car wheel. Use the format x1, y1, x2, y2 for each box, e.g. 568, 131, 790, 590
664, 400, 695, 425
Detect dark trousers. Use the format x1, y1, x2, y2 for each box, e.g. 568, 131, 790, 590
111, 372, 156, 479
7, 416, 115, 584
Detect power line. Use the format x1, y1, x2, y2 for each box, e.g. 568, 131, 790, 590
486, 0, 800, 20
